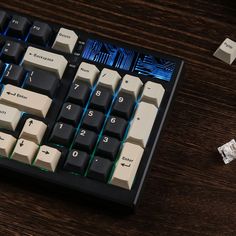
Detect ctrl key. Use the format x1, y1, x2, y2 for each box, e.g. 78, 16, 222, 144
110, 142, 144, 190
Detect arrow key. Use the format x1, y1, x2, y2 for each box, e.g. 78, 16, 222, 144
19, 118, 47, 144
0, 132, 16, 158
12, 138, 38, 164
34, 145, 61, 172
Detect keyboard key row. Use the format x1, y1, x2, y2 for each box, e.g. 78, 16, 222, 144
0, 11, 79, 52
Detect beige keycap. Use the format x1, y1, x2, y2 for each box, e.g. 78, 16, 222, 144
74, 62, 99, 86
126, 102, 157, 148
22, 46, 68, 79
34, 145, 61, 172
141, 81, 165, 107
52, 27, 78, 53
0, 104, 21, 131
119, 74, 143, 99
0, 84, 52, 118
97, 68, 121, 92
110, 142, 144, 190
0, 132, 16, 157
12, 139, 38, 164
20, 118, 47, 144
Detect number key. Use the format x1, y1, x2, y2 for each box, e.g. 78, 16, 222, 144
90, 86, 112, 112
66, 82, 90, 106
49, 122, 75, 147
73, 129, 97, 153
58, 102, 82, 126
64, 149, 90, 174
96, 135, 120, 161
112, 93, 135, 120
82, 109, 105, 132
104, 116, 127, 140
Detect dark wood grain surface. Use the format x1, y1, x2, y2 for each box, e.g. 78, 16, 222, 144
0, 0, 235, 235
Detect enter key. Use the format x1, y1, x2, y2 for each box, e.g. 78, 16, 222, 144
110, 142, 144, 190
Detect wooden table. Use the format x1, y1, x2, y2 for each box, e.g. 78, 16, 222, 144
0, 0, 235, 235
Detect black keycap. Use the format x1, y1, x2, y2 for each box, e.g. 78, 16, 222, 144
82, 109, 105, 132
28, 21, 52, 46
2, 64, 25, 86
104, 116, 127, 140
73, 129, 97, 153
0, 60, 5, 75
96, 136, 120, 161
90, 86, 112, 112
112, 92, 135, 120
58, 102, 82, 126
1, 41, 24, 64
7, 15, 31, 39
64, 149, 90, 175
24, 69, 59, 98
87, 156, 113, 182
49, 122, 75, 147
66, 82, 90, 106
0, 11, 9, 32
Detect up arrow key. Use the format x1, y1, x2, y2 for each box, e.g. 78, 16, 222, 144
22, 46, 68, 79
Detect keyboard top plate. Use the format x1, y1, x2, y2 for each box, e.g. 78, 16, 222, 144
0, 8, 184, 208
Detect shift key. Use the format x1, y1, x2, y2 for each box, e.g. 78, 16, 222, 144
0, 84, 52, 117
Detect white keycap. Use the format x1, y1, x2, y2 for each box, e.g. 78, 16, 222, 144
119, 74, 143, 99
0, 84, 52, 118
0, 104, 21, 131
22, 46, 68, 79
20, 118, 47, 144
126, 102, 157, 148
110, 142, 144, 190
12, 139, 38, 164
97, 68, 121, 92
52, 27, 78, 53
0, 132, 16, 157
74, 62, 99, 86
34, 145, 61, 172
213, 38, 236, 65
141, 81, 165, 107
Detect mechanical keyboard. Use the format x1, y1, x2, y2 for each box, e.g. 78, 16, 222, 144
0, 9, 184, 208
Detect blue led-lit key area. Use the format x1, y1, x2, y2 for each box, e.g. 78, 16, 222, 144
51, 64, 138, 183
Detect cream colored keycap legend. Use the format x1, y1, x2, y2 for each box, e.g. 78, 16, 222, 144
119, 74, 143, 99
126, 102, 157, 148
20, 118, 47, 144
0, 103, 21, 131
110, 142, 144, 190
12, 139, 38, 164
22, 46, 68, 79
52, 28, 78, 53
141, 81, 165, 107
74, 62, 100, 86
0, 84, 52, 118
0, 132, 16, 157
34, 145, 61, 172
97, 68, 121, 92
